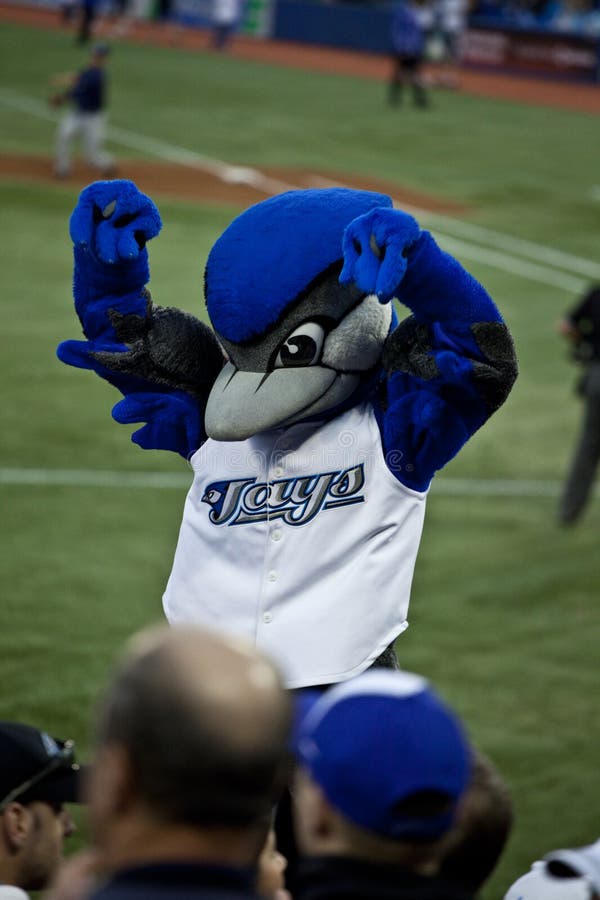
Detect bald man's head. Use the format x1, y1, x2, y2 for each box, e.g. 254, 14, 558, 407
94, 626, 291, 829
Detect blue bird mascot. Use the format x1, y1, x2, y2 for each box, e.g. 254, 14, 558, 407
58, 180, 517, 689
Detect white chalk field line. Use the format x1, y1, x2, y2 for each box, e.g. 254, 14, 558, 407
432, 234, 586, 294
306, 178, 600, 281
1, 467, 595, 499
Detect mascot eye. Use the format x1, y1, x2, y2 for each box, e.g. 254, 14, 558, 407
274, 322, 326, 368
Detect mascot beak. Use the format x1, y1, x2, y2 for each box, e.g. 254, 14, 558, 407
205, 362, 340, 441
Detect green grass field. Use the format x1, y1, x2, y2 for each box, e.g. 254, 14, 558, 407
1, 19, 599, 897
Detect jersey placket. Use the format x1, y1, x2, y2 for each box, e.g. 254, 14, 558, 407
257, 431, 294, 633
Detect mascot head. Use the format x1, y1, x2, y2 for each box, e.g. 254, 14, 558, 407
204, 188, 394, 440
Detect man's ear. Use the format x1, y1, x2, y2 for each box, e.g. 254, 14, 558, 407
86, 744, 135, 818
2, 803, 34, 850
292, 767, 339, 852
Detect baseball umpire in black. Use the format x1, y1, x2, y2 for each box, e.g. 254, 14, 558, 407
557, 284, 600, 524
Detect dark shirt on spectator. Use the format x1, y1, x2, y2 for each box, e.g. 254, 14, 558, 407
87, 862, 262, 900
295, 856, 475, 900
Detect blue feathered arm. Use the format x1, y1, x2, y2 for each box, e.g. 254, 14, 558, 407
57, 180, 224, 458
341, 207, 518, 491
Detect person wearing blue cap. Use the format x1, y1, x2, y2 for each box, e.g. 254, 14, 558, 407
291, 670, 474, 900
436, 749, 513, 895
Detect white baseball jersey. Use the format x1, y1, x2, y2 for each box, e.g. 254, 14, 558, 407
0, 887, 29, 900
163, 401, 428, 688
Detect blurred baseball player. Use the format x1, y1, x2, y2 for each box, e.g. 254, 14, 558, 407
51, 43, 115, 179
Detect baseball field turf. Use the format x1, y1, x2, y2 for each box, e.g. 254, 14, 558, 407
1, 14, 599, 897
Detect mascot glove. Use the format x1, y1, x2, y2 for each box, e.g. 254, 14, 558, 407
384, 391, 471, 491
112, 391, 203, 458
340, 208, 421, 303
70, 179, 162, 266
57, 337, 129, 375
57, 337, 160, 400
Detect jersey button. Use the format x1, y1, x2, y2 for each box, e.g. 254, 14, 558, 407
273, 467, 284, 478
267, 570, 278, 582
271, 529, 282, 542
263, 612, 272, 623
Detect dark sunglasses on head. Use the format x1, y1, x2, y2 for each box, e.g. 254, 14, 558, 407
0, 739, 75, 811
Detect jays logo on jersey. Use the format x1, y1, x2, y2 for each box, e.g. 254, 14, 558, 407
201, 464, 366, 526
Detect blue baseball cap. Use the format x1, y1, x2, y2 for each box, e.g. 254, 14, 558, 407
295, 670, 472, 841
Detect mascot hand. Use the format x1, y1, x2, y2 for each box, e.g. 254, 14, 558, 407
340, 208, 420, 303
57, 337, 127, 373
112, 391, 202, 458
59, 304, 225, 398
57, 337, 156, 398
70, 180, 162, 266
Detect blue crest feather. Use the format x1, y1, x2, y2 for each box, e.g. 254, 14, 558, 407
205, 188, 392, 342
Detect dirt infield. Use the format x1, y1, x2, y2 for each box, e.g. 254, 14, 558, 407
2, 0, 600, 114
0, 154, 472, 213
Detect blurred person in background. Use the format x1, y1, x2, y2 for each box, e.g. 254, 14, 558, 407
432, 0, 468, 86
0, 723, 81, 899
211, 0, 243, 50
59, 0, 78, 25
389, 0, 430, 108
292, 670, 476, 900
557, 285, 600, 524
51, 43, 116, 180
504, 837, 600, 899
538, 0, 600, 33
76, 0, 102, 44
51, 624, 291, 900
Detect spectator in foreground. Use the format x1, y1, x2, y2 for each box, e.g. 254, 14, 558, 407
59, 624, 292, 900
292, 670, 474, 900
504, 837, 600, 899
256, 826, 291, 900
438, 748, 514, 895
0, 723, 81, 899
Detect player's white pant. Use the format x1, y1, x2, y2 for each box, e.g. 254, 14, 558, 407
55, 110, 114, 176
